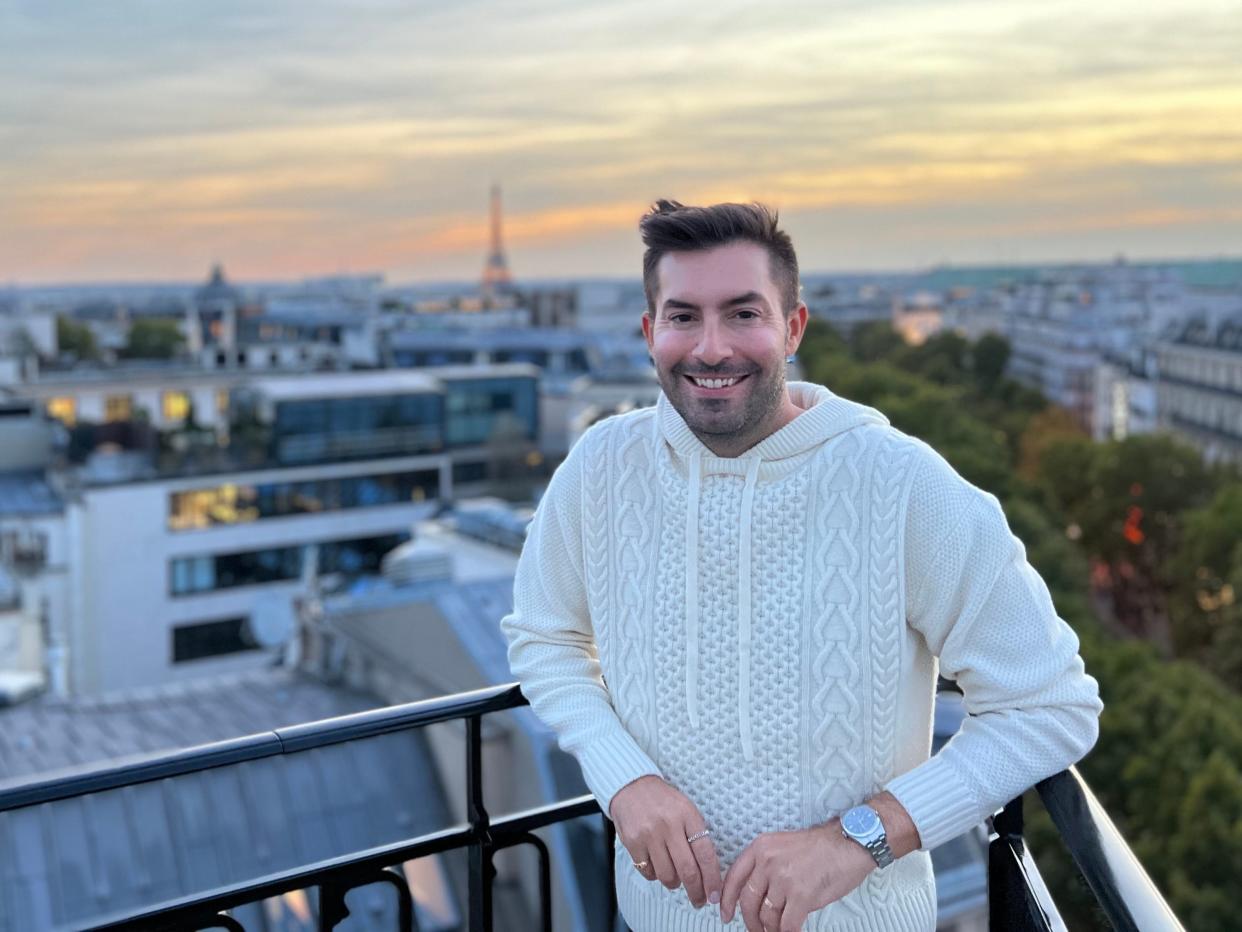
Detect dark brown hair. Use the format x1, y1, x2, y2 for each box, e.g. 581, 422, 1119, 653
639, 199, 801, 315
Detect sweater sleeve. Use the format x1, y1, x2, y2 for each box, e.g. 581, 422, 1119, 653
884, 444, 1103, 851
500, 427, 663, 815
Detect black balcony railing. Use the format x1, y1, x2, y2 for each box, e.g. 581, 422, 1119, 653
0, 683, 1184, 932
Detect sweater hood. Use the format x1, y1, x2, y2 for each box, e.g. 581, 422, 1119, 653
657, 381, 889, 760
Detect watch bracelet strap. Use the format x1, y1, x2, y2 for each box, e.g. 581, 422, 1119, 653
865, 836, 895, 869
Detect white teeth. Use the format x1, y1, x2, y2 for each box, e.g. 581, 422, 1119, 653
693, 377, 737, 389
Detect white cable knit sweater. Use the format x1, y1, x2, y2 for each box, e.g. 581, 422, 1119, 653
502, 383, 1102, 932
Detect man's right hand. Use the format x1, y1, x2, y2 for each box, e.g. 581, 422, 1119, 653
609, 775, 723, 909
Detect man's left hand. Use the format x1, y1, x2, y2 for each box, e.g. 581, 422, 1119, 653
719, 821, 874, 932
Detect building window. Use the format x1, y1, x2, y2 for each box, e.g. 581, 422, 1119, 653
104, 394, 133, 422
163, 390, 191, 423
169, 532, 409, 595
443, 376, 538, 447
47, 397, 76, 426
216, 389, 229, 415
168, 469, 441, 530
171, 616, 258, 663
452, 460, 489, 484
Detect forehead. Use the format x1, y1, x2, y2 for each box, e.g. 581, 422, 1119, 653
655, 241, 778, 305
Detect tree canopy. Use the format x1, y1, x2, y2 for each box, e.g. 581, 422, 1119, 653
123, 318, 185, 359
799, 318, 1242, 930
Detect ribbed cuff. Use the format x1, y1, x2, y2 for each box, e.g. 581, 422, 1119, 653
576, 730, 664, 817
884, 753, 981, 852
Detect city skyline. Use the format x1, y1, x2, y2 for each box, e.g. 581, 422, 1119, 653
3, 0, 1241, 284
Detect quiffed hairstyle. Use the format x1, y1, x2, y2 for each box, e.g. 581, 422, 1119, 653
639, 199, 801, 315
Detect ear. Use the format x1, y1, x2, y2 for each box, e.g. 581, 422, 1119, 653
785, 304, 809, 355
641, 311, 655, 352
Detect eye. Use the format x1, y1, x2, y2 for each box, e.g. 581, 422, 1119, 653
735, 309, 761, 320
668, 313, 695, 324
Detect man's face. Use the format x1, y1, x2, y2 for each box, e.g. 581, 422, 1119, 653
642, 241, 806, 455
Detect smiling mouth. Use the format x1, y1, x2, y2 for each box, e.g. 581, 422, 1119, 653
684, 373, 749, 390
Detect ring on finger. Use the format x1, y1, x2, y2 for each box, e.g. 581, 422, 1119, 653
686, 828, 712, 844
632, 859, 649, 871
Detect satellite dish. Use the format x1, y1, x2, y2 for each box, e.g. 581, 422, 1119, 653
247, 591, 297, 648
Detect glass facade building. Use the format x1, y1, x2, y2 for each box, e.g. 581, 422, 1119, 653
170, 532, 410, 596
443, 376, 538, 448
272, 393, 444, 465
168, 468, 441, 531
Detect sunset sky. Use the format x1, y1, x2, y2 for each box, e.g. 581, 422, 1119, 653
3, 0, 1241, 284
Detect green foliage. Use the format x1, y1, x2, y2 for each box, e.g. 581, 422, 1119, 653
123, 318, 184, 359
56, 316, 98, 360
1166, 483, 1242, 686
848, 320, 906, 362
972, 331, 1011, 390
1037, 433, 1217, 646
796, 318, 1242, 928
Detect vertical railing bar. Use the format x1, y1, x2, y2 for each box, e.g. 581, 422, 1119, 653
495, 832, 553, 932
466, 714, 493, 932
377, 867, 418, 932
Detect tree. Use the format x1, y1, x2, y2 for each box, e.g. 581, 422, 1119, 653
1037, 434, 1213, 646
896, 330, 971, 385
1166, 483, 1242, 685
57, 316, 98, 360
1017, 408, 1087, 482
123, 318, 184, 359
848, 320, 906, 362
971, 332, 1011, 390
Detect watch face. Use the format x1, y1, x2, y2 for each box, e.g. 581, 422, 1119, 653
842, 805, 880, 837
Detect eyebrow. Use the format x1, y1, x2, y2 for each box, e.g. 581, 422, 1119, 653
661, 291, 769, 312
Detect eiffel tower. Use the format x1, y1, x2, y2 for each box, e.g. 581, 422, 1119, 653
481, 183, 514, 302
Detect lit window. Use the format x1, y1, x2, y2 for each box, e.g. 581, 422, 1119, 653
163, 390, 190, 423
104, 394, 132, 422
47, 397, 76, 426
216, 389, 229, 414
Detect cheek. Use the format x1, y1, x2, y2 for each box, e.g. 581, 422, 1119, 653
650, 332, 691, 363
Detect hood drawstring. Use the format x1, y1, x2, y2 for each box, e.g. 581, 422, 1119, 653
685, 450, 703, 729
684, 452, 761, 761
737, 456, 760, 761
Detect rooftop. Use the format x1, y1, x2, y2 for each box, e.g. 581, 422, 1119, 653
0, 668, 456, 932
0, 471, 63, 517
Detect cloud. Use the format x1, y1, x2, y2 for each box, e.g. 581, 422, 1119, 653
2, 0, 1240, 281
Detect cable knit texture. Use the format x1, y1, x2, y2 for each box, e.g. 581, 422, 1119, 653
502, 382, 1103, 932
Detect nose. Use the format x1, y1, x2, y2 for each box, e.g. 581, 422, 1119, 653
692, 319, 732, 366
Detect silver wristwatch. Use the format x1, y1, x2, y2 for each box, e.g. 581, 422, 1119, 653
841, 804, 894, 869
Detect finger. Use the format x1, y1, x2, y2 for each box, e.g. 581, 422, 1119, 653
720, 849, 755, 923
763, 891, 785, 932
778, 898, 808, 932
689, 830, 723, 906
740, 875, 767, 932
635, 854, 658, 884
669, 833, 706, 907
649, 842, 679, 890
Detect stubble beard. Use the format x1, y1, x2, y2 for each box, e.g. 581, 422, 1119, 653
661, 360, 788, 454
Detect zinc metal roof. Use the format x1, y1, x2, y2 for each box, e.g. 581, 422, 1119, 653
0, 669, 454, 932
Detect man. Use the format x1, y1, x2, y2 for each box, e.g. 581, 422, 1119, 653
502, 200, 1102, 932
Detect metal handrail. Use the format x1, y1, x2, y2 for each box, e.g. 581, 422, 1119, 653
1, 682, 1186, 931
0, 682, 525, 811
1034, 769, 1185, 932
